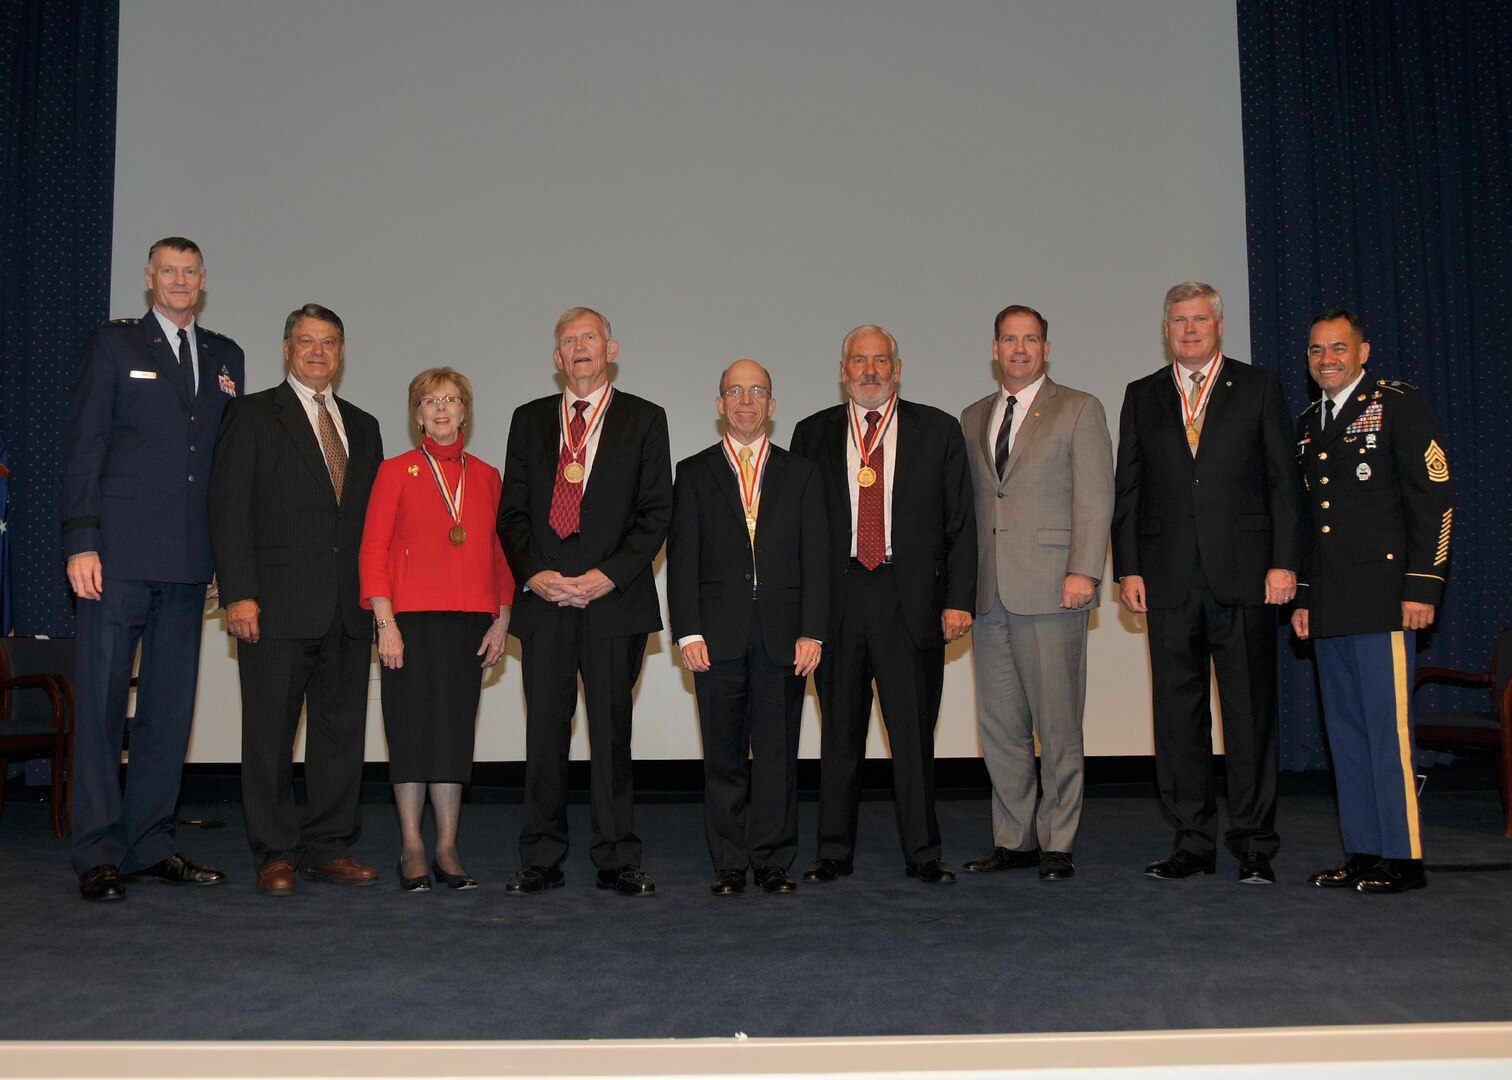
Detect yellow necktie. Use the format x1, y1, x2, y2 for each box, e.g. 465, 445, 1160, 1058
739, 446, 757, 541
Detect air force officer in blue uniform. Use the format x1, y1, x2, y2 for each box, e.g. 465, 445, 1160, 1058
63, 237, 244, 901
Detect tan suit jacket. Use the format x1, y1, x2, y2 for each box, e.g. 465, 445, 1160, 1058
962, 378, 1114, 615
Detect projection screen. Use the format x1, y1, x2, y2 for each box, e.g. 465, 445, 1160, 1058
108, 0, 1252, 762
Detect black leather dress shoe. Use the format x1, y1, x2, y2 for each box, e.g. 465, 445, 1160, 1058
397, 861, 432, 892
1237, 850, 1276, 884
1356, 857, 1427, 894
80, 864, 125, 902
800, 858, 853, 883
1144, 850, 1216, 879
124, 853, 226, 886
1038, 851, 1075, 880
504, 865, 564, 896
905, 859, 957, 884
964, 847, 1040, 873
755, 865, 796, 893
709, 869, 745, 896
1309, 853, 1378, 888
597, 866, 656, 896
432, 859, 477, 890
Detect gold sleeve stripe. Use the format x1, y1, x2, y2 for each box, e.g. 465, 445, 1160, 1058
1434, 507, 1451, 566
1425, 440, 1449, 482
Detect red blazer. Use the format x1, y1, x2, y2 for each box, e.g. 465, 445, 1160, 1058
360, 443, 515, 615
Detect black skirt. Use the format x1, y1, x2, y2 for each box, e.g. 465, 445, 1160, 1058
380, 611, 493, 783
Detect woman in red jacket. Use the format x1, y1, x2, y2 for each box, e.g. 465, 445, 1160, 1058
359, 368, 514, 891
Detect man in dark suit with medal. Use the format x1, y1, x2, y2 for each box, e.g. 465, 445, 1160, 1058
209, 304, 384, 896
64, 236, 244, 900
1113, 281, 1304, 884
668, 360, 828, 895
497, 307, 672, 897
1291, 309, 1453, 894
792, 325, 976, 885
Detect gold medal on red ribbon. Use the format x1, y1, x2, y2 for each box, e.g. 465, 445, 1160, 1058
724, 436, 768, 546
421, 444, 468, 547
1185, 426, 1200, 450
849, 395, 897, 490
560, 388, 612, 488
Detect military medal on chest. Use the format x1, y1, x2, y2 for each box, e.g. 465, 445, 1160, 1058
421, 445, 468, 545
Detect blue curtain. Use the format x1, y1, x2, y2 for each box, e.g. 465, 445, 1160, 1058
1238, 0, 1512, 769
0, 0, 118, 636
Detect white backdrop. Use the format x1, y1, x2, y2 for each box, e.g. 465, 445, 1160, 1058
109, 0, 1249, 763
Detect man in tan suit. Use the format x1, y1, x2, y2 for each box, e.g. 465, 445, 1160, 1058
959, 305, 1114, 880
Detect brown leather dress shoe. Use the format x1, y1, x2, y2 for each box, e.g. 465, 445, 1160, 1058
302, 855, 380, 886
256, 861, 297, 896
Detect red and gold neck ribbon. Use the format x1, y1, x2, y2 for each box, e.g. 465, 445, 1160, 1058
419, 443, 467, 527
723, 435, 769, 519
1176, 354, 1223, 429
849, 393, 899, 462
560, 385, 614, 466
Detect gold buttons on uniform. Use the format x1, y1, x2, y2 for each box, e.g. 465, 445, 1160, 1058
1321, 501, 1330, 509
1320, 476, 1329, 484
1319, 453, 1328, 461
1386, 553, 1395, 560
1322, 525, 1331, 533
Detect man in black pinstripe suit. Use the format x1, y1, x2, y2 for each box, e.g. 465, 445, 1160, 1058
209, 304, 383, 896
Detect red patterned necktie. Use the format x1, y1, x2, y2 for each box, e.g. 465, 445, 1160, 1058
549, 400, 590, 538
856, 410, 885, 570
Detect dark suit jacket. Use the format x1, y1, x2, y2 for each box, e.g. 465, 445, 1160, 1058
667, 442, 829, 663
1111, 357, 1303, 608
497, 389, 672, 641
790, 399, 976, 650
1294, 379, 1453, 638
63, 313, 245, 583
208, 380, 383, 639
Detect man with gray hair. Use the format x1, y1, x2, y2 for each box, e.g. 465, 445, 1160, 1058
497, 307, 672, 897
792, 325, 975, 885
210, 303, 384, 896
1112, 282, 1303, 884
65, 236, 243, 900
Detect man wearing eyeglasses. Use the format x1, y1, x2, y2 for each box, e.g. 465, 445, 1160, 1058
668, 361, 828, 895
496, 307, 672, 897
1290, 309, 1452, 894
791, 326, 976, 885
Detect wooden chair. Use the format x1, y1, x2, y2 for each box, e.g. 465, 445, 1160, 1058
1414, 627, 1512, 839
0, 637, 75, 837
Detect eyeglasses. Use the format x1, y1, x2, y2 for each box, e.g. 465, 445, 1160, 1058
720, 386, 772, 400
420, 395, 463, 407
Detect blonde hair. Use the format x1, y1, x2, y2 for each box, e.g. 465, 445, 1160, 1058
408, 367, 474, 430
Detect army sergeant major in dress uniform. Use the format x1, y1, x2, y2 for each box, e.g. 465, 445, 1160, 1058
64, 236, 243, 901
1290, 309, 1453, 895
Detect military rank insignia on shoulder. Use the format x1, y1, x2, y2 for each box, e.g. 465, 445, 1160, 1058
114, 318, 140, 325
1376, 379, 1412, 394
